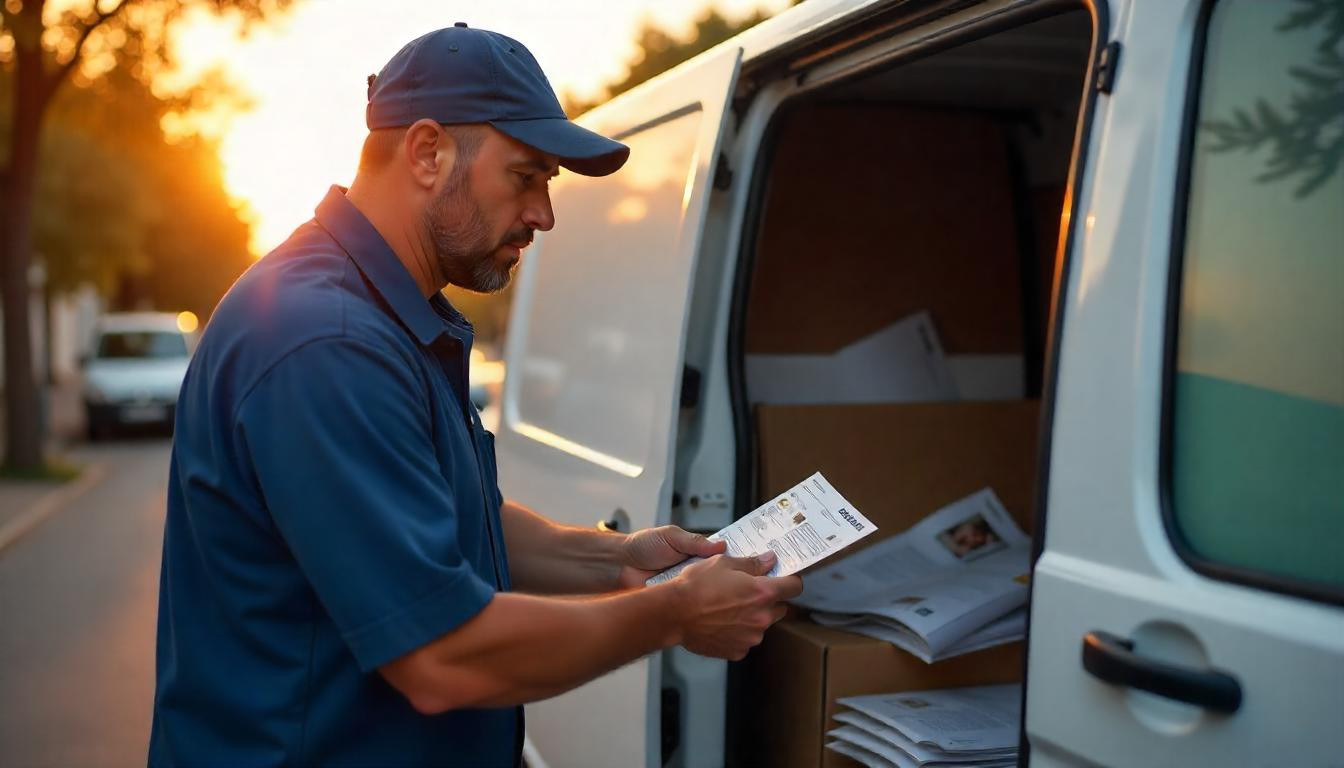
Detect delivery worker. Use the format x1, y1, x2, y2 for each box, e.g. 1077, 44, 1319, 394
149, 24, 801, 767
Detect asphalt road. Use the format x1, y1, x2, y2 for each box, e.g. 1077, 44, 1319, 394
0, 436, 171, 768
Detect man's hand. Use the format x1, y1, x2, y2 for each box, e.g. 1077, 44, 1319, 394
617, 525, 726, 589
379, 550, 800, 712
670, 551, 802, 660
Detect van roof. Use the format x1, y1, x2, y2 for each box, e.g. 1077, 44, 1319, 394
734, 0, 889, 65
584, 0, 889, 117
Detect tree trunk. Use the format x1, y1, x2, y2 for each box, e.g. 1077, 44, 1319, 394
1, 40, 50, 471
43, 273, 55, 386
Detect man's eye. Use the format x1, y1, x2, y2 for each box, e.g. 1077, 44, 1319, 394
515, 172, 534, 185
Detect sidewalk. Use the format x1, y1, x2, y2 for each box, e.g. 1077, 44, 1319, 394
0, 482, 62, 531
0, 379, 93, 548
0, 463, 106, 554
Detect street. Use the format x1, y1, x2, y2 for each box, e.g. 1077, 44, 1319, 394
0, 437, 171, 768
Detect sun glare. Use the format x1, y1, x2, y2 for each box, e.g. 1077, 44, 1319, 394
176, 311, 200, 334
164, 0, 791, 257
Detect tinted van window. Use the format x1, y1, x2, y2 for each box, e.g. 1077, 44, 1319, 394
1169, 0, 1344, 592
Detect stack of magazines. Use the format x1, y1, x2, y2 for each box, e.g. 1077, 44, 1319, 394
826, 684, 1021, 768
792, 488, 1030, 663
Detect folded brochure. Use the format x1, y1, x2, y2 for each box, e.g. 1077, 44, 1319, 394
646, 472, 877, 585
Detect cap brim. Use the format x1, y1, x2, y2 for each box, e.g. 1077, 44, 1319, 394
490, 118, 629, 177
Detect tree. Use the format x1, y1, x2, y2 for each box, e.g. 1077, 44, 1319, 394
0, 0, 292, 472
49, 65, 256, 320
2, 64, 255, 319
27, 111, 157, 296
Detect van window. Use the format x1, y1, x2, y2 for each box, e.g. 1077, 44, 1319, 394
1168, 0, 1344, 593
513, 110, 703, 473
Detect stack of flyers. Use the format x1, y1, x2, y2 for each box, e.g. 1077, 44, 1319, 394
826, 685, 1021, 768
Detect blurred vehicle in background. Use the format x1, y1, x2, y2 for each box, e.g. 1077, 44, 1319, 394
81, 311, 199, 440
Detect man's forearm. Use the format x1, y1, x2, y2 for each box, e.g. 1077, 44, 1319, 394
500, 500, 628, 594
382, 586, 683, 712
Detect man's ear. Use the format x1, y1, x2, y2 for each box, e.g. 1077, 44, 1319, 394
403, 119, 453, 191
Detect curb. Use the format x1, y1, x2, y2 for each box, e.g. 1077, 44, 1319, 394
0, 463, 108, 556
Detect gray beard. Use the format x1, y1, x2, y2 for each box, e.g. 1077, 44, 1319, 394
424, 181, 516, 294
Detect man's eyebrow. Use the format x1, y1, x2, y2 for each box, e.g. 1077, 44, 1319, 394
514, 157, 560, 177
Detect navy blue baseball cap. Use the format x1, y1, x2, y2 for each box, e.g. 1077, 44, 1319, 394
366, 23, 629, 177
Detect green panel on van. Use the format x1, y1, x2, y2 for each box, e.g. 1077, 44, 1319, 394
1171, 372, 1344, 589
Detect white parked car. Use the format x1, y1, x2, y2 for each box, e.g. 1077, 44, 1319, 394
494, 0, 1343, 766
82, 312, 197, 439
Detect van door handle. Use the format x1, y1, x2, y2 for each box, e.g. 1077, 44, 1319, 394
1081, 630, 1242, 713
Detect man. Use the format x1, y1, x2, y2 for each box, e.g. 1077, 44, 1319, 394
149, 24, 801, 767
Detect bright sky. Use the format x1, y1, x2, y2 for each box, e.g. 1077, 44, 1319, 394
163, 0, 789, 255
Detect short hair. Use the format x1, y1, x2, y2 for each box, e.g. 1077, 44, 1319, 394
357, 123, 488, 174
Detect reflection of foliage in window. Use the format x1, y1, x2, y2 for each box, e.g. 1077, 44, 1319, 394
1201, 0, 1344, 197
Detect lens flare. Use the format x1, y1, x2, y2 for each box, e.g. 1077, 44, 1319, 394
177, 311, 200, 334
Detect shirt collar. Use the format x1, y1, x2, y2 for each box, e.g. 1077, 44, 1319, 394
314, 185, 450, 347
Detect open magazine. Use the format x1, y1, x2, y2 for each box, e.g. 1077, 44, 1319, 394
792, 489, 1030, 663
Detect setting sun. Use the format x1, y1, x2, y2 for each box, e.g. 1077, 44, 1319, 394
163, 0, 789, 256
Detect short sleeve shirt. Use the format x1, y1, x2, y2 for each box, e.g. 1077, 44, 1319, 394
149, 186, 519, 767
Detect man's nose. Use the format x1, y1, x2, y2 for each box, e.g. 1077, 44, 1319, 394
522, 189, 555, 232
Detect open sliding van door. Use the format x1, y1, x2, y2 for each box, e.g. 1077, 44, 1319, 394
494, 45, 742, 768
1026, 0, 1344, 765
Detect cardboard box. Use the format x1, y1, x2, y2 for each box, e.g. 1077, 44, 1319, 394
744, 106, 1024, 357
727, 400, 1041, 767
756, 400, 1041, 540
734, 620, 1024, 768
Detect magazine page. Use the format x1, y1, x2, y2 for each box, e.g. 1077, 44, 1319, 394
826, 738, 906, 768
813, 607, 1026, 664
646, 472, 877, 585
834, 709, 1017, 766
827, 725, 922, 768
827, 724, 1016, 768
793, 489, 1030, 656
839, 685, 1022, 754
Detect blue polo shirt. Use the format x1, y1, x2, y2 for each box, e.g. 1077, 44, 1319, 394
150, 186, 519, 767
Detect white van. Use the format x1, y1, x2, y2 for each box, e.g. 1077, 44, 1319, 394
495, 0, 1344, 766
81, 312, 198, 439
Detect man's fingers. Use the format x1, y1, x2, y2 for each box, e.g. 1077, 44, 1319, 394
723, 550, 777, 576
669, 527, 725, 557
763, 574, 804, 601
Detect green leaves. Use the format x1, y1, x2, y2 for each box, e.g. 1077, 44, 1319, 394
33, 118, 157, 296
1, 53, 256, 319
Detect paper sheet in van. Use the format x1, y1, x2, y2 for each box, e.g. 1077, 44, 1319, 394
745, 312, 958, 406
836, 684, 1021, 755
645, 472, 877, 585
